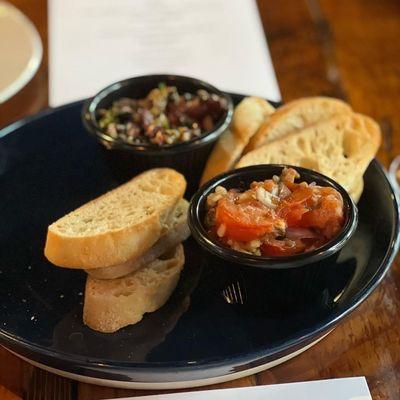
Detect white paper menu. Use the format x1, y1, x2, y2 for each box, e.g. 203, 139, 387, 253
109, 378, 372, 400
48, 0, 281, 106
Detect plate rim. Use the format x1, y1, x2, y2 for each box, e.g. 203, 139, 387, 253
6, 333, 328, 389
0, 98, 399, 380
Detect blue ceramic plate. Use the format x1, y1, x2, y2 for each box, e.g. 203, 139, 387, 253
0, 94, 399, 389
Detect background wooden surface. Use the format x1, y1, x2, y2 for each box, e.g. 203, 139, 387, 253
1, 0, 400, 399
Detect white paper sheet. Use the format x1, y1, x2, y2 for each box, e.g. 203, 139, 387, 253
108, 378, 372, 400
48, 0, 281, 106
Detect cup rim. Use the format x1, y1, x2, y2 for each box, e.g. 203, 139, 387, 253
81, 74, 234, 155
188, 164, 359, 269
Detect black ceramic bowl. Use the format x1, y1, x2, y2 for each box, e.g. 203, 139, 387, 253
82, 74, 234, 194
189, 164, 358, 270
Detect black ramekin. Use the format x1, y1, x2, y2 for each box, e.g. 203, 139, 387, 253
188, 164, 358, 270
82, 74, 234, 194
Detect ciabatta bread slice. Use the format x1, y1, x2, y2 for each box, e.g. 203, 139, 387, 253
244, 97, 352, 153
86, 199, 190, 279
349, 178, 364, 203
200, 97, 274, 185
83, 244, 185, 333
237, 113, 381, 194
232, 97, 276, 142
44, 168, 186, 269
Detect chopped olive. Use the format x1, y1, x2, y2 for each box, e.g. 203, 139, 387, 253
97, 84, 227, 146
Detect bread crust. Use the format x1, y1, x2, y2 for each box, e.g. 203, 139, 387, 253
349, 178, 364, 203
244, 97, 352, 153
44, 168, 186, 269
237, 113, 381, 193
45, 218, 161, 269
86, 199, 190, 279
83, 244, 185, 333
200, 129, 244, 186
200, 97, 274, 185
231, 97, 275, 142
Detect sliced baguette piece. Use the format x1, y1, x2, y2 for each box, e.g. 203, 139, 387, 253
44, 168, 186, 269
83, 244, 185, 333
199, 129, 241, 186
231, 97, 276, 142
349, 178, 364, 203
237, 113, 381, 194
244, 97, 352, 153
200, 97, 274, 185
86, 199, 190, 279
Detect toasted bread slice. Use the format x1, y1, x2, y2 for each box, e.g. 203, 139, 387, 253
86, 199, 190, 279
44, 168, 186, 269
237, 113, 381, 193
83, 244, 185, 333
244, 97, 352, 153
200, 97, 274, 185
349, 178, 364, 203
231, 97, 276, 142
199, 129, 242, 186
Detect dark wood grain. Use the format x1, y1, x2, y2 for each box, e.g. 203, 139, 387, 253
1, 0, 400, 399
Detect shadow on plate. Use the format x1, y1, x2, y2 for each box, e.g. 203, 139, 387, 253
52, 241, 203, 363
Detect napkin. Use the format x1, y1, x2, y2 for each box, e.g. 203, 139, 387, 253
48, 0, 280, 106
107, 377, 371, 400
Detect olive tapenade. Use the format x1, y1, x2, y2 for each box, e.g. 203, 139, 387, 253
97, 83, 228, 146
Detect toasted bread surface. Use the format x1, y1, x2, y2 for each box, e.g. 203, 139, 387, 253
200, 97, 274, 185
349, 178, 364, 203
231, 97, 276, 142
237, 113, 381, 193
44, 168, 186, 269
200, 129, 243, 186
83, 244, 185, 333
244, 97, 352, 153
86, 199, 190, 279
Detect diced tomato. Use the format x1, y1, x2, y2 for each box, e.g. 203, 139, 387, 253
287, 186, 314, 204
222, 225, 267, 242
317, 186, 342, 199
215, 197, 280, 241
208, 168, 345, 255
300, 195, 344, 238
281, 204, 309, 227
277, 186, 313, 226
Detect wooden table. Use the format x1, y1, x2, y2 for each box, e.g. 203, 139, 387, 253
1, 0, 400, 399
